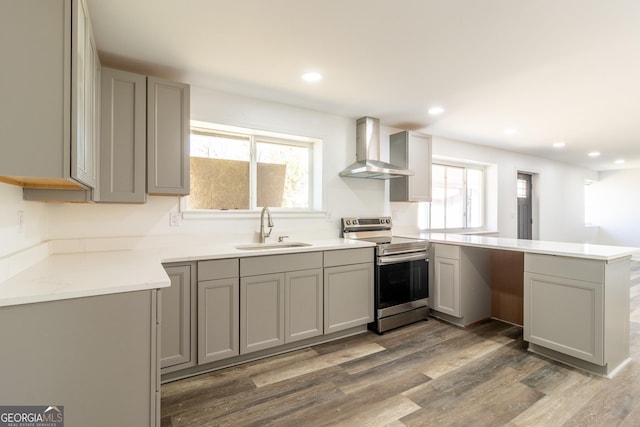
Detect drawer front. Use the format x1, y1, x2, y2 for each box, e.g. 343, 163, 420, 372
434, 243, 460, 260
524, 253, 604, 284
323, 248, 374, 267
198, 259, 239, 281
240, 252, 323, 277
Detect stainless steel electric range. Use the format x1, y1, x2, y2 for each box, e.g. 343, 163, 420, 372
341, 216, 429, 334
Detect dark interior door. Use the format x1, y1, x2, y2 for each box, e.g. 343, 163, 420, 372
517, 173, 532, 240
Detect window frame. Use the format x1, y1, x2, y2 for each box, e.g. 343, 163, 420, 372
426, 161, 486, 231
181, 121, 324, 217
584, 179, 597, 227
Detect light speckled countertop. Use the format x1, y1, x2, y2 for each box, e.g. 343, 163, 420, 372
0, 238, 374, 308
400, 232, 639, 261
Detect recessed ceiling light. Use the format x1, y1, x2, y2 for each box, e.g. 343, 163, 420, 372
503, 128, 518, 135
301, 71, 322, 82
588, 151, 601, 157
614, 159, 625, 164
552, 141, 566, 149
428, 107, 445, 115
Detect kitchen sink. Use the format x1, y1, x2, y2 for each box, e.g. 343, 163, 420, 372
235, 242, 312, 250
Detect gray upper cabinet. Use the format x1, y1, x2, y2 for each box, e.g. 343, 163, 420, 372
96, 70, 190, 203
389, 131, 432, 202
147, 77, 190, 196
0, 0, 99, 190
97, 68, 147, 203
71, 0, 99, 189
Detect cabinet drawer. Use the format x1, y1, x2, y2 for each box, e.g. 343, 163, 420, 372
525, 254, 604, 284
198, 259, 239, 281
240, 252, 322, 277
434, 243, 460, 260
324, 248, 374, 267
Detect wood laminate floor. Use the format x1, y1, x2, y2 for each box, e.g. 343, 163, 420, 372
161, 260, 640, 426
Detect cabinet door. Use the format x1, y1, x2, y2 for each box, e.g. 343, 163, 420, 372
147, 77, 190, 195
161, 265, 196, 372
433, 256, 461, 317
389, 131, 432, 202
98, 68, 147, 203
0, 0, 68, 181
407, 133, 432, 201
285, 269, 323, 343
71, 0, 98, 188
241, 273, 285, 354
198, 278, 239, 364
324, 263, 374, 334
524, 272, 604, 364
0, 290, 157, 427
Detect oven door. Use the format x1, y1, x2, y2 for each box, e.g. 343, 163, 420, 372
375, 252, 429, 318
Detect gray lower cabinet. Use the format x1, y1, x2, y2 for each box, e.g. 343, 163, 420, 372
241, 273, 286, 354
433, 254, 461, 317
161, 264, 196, 374
197, 259, 240, 364
0, 290, 160, 427
285, 268, 324, 342
524, 254, 610, 365
323, 248, 374, 334
240, 252, 324, 354
431, 243, 491, 327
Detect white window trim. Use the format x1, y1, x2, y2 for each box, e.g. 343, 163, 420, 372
428, 160, 487, 232
181, 121, 324, 217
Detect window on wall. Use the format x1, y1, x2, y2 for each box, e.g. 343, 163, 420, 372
584, 180, 596, 226
184, 121, 322, 212
426, 163, 484, 230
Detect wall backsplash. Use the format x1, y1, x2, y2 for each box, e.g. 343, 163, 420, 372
0, 182, 48, 258
1, 86, 621, 259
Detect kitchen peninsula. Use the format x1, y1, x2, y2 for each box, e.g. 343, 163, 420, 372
402, 232, 638, 378
0, 233, 636, 426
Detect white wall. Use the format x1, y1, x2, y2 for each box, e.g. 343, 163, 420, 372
591, 168, 640, 247
0, 87, 605, 251
389, 135, 598, 243
46, 87, 387, 242
0, 182, 48, 257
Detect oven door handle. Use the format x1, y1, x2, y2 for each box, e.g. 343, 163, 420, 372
377, 252, 429, 265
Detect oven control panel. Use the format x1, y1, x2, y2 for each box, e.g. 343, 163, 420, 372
342, 216, 392, 231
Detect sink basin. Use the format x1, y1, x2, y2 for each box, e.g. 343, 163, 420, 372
235, 242, 312, 250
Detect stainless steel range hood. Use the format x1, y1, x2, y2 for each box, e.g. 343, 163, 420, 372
339, 117, 414, 179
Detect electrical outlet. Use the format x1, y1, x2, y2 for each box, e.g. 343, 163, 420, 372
169, 212, 181, 227
17, 210, 24, 234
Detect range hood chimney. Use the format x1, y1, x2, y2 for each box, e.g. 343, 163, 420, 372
339, 117, 414, 179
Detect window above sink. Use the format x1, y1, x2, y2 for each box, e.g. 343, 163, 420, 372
182, 121, 324, 215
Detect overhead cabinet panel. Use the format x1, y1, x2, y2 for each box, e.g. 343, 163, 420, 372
147, 77, 190, 195
98, 68, 147, 203
389, 131, 432, 202
0, 0, 99, 190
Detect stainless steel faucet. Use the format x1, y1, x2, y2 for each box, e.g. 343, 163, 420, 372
259, 207, 274, 243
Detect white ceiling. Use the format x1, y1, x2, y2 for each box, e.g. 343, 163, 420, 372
87, 0, 640, 171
